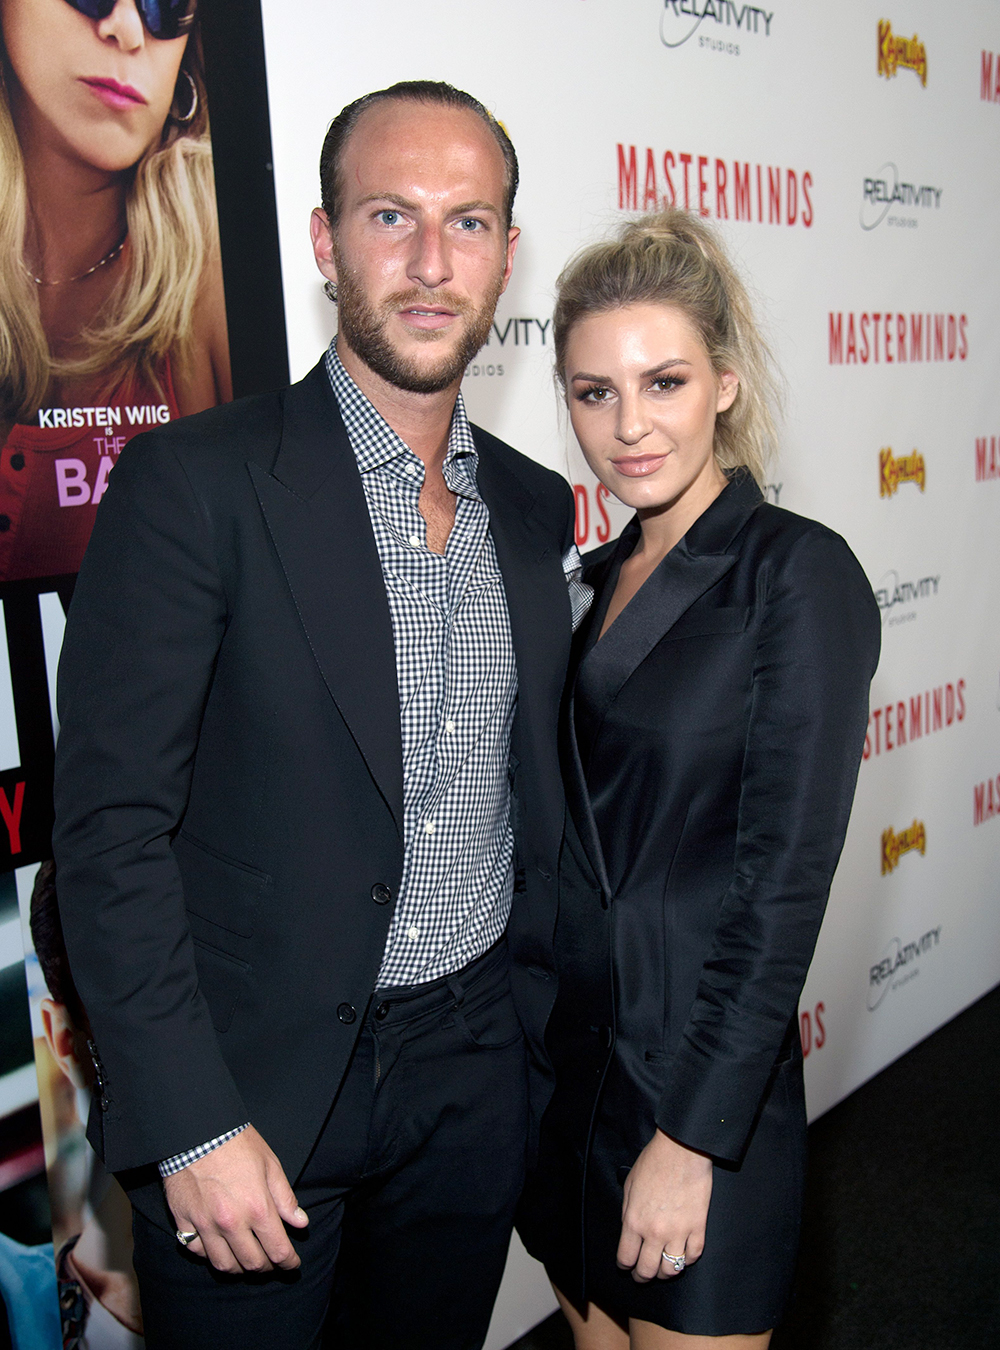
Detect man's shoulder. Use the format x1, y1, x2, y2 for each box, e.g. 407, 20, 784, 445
469, 423, 572, 513
123, 387, 286, 477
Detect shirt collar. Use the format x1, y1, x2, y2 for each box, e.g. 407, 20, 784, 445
324, 340, 480, 495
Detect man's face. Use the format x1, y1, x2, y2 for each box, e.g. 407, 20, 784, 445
312, 99, 518, 395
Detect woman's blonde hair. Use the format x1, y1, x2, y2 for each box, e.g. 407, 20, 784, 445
553, 209, 780, 485
0, 35, 219, 425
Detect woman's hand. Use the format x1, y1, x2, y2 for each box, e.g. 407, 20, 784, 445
617, 1128, 713, 1282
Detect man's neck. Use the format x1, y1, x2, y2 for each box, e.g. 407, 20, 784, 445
336, 336, 458, 471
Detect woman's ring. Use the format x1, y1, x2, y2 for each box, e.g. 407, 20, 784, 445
662, 1250, 686, 1272
176, 1229, 198, 1247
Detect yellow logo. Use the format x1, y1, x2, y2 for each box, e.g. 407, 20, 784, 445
879, 448, 925, 497
878, 21, 927, 86
881, 819, 926, 875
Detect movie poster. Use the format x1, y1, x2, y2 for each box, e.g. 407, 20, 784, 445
0, 2, 233, 1343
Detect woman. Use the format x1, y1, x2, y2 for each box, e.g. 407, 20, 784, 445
518, 210, 880, 1348
0, 0, 230, 581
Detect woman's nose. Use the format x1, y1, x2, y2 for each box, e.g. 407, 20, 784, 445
615, 394, 652, 445
96, 0, 145, 53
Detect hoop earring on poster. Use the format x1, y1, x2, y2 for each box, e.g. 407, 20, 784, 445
324, 281, 338, 304
172, 69, 198, 125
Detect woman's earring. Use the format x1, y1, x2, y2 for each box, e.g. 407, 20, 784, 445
324, 281, 338, 304
172, 70, 199, 125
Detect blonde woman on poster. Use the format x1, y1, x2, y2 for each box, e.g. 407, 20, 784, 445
0, 0, 230, 582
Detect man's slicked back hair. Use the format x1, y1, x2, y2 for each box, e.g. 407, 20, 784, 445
319, 81, 519, 232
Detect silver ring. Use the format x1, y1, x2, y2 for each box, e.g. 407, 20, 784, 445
176, 1229, 198, 1247
661, 1250, 686, 1272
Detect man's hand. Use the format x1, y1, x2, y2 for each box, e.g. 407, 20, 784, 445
616, 1128, 713, 1283
163, 1126, 309, 1274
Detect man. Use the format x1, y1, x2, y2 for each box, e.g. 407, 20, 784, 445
53, 82, 585, 1349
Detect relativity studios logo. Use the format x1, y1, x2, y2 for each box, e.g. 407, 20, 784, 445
861, 163, 941, 231
877, 21, 927, 86
879, 448, 925, 497
660, 1, 773, 50
867, 928, 940, 1011
874, 569, 939, 627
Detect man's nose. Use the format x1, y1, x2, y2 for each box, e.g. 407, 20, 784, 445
407, 224, 452, 291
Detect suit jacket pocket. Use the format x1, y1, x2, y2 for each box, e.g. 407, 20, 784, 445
191, 937, 251, 1034
174, 830, 271, 938
662, 606, 750, 641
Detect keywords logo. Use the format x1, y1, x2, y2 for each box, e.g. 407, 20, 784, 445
860, 163, 941, 231
973, 774, 1000, 826
618, 145, 812, 226
863, 680, 966, 760
981, 51, 1000, 103
881, 819, 926, 875
660, 1, 773, 50
879, 448, 925, 497
868, 929, 941, 1011
874, 569, 939, 627
877, 21, 927, 86
975, 436, 999, 482
828, 311, 967, 364
799, 1001, 826, 1058
483, 317, 551, 348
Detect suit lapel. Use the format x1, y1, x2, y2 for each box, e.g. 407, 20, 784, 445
249, 363, 403, 834
473, 434, 570, 745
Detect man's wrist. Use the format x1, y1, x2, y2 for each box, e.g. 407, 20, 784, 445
158, 1122, 250, 1177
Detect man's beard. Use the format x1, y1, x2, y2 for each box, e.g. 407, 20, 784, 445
333, 263, 503, 395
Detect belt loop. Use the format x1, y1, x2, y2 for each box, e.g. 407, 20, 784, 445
445, 973, 472, 1039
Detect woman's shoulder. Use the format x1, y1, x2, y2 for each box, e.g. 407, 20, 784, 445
742, 500, 864, 574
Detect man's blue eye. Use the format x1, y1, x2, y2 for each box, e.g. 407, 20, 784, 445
379, 211, 399, 225
459, 218, 482, 231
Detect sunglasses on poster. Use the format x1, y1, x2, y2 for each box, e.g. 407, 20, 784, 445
61, 0, 197, 41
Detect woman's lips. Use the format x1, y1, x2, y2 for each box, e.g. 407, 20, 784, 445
80, 78, 147, 112
611, 454, 669, 477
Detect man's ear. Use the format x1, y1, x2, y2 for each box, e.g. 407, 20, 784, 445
499, 225, 520, 295
310, 208, 338, 286
40, 998, 89, 1090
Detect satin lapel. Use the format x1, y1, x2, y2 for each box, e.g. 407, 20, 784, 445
563, 686, 612, 896
558, 532, 633, 897
579, 546, 738, 731
248, 363, 403, 834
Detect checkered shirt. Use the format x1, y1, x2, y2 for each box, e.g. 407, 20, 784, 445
159, 342, 590, 1175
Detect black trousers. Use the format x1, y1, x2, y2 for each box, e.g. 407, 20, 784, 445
132, 941, 528, 1350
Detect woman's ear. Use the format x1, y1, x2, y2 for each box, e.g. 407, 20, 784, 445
716, 369, 739, 413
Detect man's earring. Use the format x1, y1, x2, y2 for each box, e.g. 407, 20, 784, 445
324, 280, 338, 304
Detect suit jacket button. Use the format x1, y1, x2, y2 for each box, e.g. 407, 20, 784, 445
371, 883, 392, 905
337, 1003, 357, 1024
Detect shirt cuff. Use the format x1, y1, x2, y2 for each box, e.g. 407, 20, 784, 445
561, 544, 593, 632
158, 1123, 250, 1177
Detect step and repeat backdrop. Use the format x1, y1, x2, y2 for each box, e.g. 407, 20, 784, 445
0, 1, 996, 1345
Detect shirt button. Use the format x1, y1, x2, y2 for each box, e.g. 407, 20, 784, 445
424, 820, 435, 835
445, 720, 455, 735
408, 534, 422, 548
406, 463, 419, 476
371, 883, 392, 905
10, 454, 24, 471
337, 1003, 357, 1024
406, 926, 420, 941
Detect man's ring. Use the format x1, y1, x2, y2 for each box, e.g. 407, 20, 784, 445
662, 1250, 685, 1272
176, 1229, 198, 1247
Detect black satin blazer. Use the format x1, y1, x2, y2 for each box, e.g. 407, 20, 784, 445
564, 472, 880, 1166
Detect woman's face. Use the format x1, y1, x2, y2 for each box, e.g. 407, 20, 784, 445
564, 302, 738, 518
2, 0, 189, 173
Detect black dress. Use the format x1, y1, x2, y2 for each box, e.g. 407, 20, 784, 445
517, 473, 881, 1335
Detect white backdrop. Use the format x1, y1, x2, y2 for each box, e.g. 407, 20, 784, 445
258, 4, 1000, 1343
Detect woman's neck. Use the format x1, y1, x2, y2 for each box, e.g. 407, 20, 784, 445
634, 463, 728, 566
15, 111, 127, 284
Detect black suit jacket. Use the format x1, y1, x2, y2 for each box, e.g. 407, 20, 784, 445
52, 361, 574, 1187
566, 472, 881, 1165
